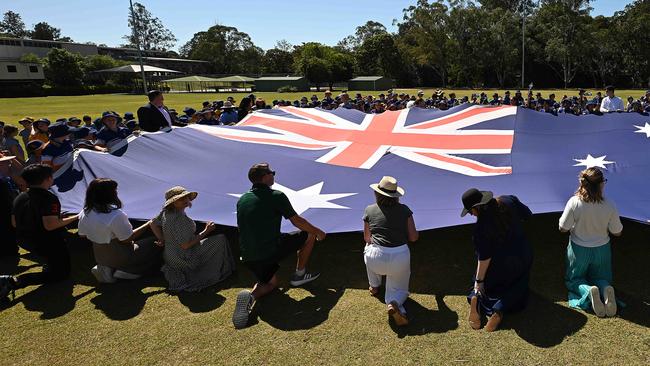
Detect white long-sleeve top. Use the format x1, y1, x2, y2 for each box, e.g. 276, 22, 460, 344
599, 96, 624, 112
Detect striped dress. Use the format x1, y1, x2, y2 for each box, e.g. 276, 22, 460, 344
153, 209, 234, 292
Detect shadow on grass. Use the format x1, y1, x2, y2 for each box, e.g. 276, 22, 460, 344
90, 276, 167, 321
16, 279, 95, 320
499, 291, 588, 348
389, 294, 459, 338
252, 286, 344, 331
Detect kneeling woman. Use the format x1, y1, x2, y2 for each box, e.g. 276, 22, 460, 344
363, 176, 418, 326
150, 186, 235, 292
461, 188, 533, 331
559, 168, 622, 317
78, 179, 162, 283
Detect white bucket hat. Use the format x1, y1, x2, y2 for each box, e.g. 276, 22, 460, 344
370, 176, 404, 198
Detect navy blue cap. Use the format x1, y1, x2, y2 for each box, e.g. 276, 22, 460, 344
68, 117, 81, 123
71, 126, 91, 139
124, 112, 134, 119
101, 111, 119, 122
48, 122, 71, 139
26, 140, 44, 150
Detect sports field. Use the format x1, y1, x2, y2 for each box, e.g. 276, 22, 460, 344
0, 91, 648, 365
0, 214, 648, 365
0, 89, 647, 126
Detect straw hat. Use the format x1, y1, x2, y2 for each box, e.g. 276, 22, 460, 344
163, 186, 198, 208
370, 176, 404, 198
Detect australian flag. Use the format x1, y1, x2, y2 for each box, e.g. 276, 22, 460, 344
53, 105, 650, 232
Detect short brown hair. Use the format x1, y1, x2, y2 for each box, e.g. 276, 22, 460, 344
248, 163, 273, 183
576, 167, 604, 203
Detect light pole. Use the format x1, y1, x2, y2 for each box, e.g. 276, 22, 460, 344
129, 0, 147, 94
521, 10, 525, 89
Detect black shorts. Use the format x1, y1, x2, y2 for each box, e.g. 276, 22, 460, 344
243, 231, 309, 284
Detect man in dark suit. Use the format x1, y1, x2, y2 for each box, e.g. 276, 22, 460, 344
137, 90, 172, 132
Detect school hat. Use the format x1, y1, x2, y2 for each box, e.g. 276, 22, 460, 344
100, 111, 119, 123
183, 107, 196, 116
19, 116, 34, 125
370, 176, 404, 198
48, 122, 71, 139
221, 101, 235, 109
461, 188, 493, 217
26, 140, 44, 151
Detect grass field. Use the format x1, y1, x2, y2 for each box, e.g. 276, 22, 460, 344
0, 214, 648, 365
0, 88, 647, 126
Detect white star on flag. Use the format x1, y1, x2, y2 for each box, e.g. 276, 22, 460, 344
230, 181, 357, 215
573, 154, 615, 169
634, 122, 650, 138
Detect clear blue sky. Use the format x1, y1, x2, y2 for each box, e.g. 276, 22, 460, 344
1, 0, 632, 52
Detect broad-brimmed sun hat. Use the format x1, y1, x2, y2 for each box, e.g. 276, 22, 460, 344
460, 188, 493, 217
370, 176, 404, 198
164, 186, 198, 208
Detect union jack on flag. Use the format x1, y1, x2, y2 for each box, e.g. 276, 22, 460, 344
198, 105, 518, 176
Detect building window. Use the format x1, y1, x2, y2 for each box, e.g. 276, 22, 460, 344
7, 65, 17, 73
29, 66, 38, 73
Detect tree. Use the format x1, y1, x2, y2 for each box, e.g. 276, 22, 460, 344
396, 0, 452, 86
262, 47, 294, 74
20, 53, 42, 65
180, 25, 261, 73
44, 48, 84, 87
615, 0, 650, 87
0, 10, 27, 38
293, 42, 354, 90
30, 22, 63, 41
124, 2, 177, 51
355, 33, 404, 81
337, 21, 388, 51
530, 0, 592, 88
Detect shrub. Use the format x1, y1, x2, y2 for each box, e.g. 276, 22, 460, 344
277, 85, 298, 93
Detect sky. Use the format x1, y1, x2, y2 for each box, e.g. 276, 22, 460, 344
0, 0, 633, 52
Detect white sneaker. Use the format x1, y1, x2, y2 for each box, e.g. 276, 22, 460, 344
589, 286, 606, 317
113, 270, 141, 280
91, 265, 116, 284
603, 286, 617, 317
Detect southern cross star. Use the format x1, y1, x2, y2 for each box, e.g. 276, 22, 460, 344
573, 154, 615, 169
230, 181, 357, 215
634, 122, 650, 138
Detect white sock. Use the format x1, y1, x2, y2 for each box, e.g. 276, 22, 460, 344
295, 268, 306, 276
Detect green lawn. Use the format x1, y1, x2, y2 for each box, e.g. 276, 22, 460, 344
0, 214, 648, 365
0, 88, 647, 126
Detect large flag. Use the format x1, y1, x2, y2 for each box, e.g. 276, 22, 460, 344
53, 105, 650, 232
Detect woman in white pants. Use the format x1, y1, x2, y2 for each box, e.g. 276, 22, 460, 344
363, 176, 419, 326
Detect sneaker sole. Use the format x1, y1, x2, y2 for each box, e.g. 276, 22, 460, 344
290, 273, 320, 287
590, 286, 606, 317
604, 286, 617, 317
232, 290, 252, 329
469, 296, 481, 330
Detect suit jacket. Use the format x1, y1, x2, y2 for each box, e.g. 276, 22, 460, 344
137, 103, 171, 132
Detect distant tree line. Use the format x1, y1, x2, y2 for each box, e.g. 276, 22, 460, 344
2, 0, 648, 90
180, 0, 650, 88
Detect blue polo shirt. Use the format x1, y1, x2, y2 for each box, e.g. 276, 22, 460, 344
41, 140, 73, 167
96, 127, 131, 149
219, 110, 239, 124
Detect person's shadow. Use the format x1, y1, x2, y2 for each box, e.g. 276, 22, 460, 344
389, 294, 458, 338
90, 276, 167, 321
252, 286, 344, 331
498, 291, 588, 348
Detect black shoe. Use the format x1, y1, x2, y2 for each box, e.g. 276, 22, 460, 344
0, 275, 17, 303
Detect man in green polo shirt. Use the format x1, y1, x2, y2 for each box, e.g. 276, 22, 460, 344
232, 162, 326, 329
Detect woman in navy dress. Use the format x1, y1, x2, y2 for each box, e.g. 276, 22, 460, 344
460, 188, 533, 332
